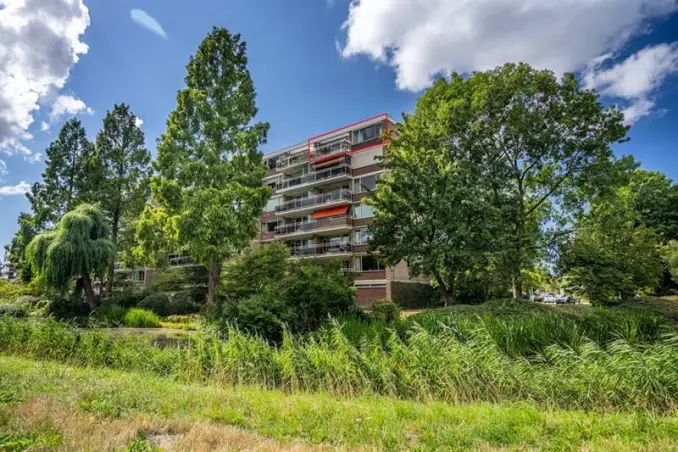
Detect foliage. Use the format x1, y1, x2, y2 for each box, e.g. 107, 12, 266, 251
94, 104, 151, 294
46, 296, 91, 320
168, 290, 199, 315
370, 299, 400, 323
369, 82, 506, 305
0, 280, 29, 302
220, 241, 289, 302
2, 314, 678, 412
123, 308, 161, 328
151, 265, 208, 301
625, 169, 678, 241
107, 288, 153, 308
26, 204, 115, 310
95, 304, 128, 326
138, 293, 171, 317
135, 27, 270, 310
663, 240, 678, 285
6, 213, 38, 283
391, 282, 443, 309
0, 303, 27, 318
221, 248, 355, 341
561, 182, 664, 304
7, 356, 678, 450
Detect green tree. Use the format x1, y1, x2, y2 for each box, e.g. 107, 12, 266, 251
135, 28, 270, 311
26, 204, 115, 310
454, 64, 628, 298
30, 119, 99, 227
221, 241, 289, 302
625, 169, 678, 241
6, 213, 38, 283
561, 191, 663, 304
663, 241, 678, 284
369, 76, 506, 305
95, 104, 151, 294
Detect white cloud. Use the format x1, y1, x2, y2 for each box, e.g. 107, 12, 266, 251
0, 180, 31, 196
339, 0, 678, 91
49, 94, 93, 121
134, 116, 143, 127
23, 152, 43, 164
130, 9, 167, 39
39, 121, 49, 132
583, 43, 678, 124
0, 160, 7, 181
0, 0, 90, 159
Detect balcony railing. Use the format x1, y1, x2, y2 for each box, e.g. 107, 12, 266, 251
276, 189, 352, 213
276, 215, 353, 237
288, 241, 352, 258
310, 137, 351, 160
276, 153, 308, 170
276, 164, 351, 191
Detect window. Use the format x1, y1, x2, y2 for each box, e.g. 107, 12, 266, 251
355, 228, 372, 245
352, 123, 383, 144
341, 260, 351, 272
353, 174, 379, 193
265, 221, 278, 233
355, 255, 384, 272
266, 157, 278, 170
353, 202, 375, 219
264, 196, 281, 212
133, 270, 145, 282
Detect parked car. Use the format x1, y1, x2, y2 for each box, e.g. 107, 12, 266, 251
542, 293, 558, 304
530, 293, 544, 302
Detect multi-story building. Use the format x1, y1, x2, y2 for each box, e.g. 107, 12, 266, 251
259, 114, 426, 306
0, 249, 18, 281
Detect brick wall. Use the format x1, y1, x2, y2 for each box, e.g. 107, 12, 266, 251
356, 287, 386, 306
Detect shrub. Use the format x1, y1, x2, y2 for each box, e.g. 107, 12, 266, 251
46, 296, 91, 320
391, 281, 443, 309
138, 293, 171, 317
0, 280, 29, 301
221, 241, 289, 302
169, 290, 199, 315
95, 304, 128, 326
0, 303, 27, 318
123, 308, 161, 328
108, 288, 153, 308
370, 299, 400, 323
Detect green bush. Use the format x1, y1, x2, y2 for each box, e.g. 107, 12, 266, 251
391, 281, 443, 309
370, 299, 400, 323
95, 304, 128, 326
108, 288, 152, 308
0, 280, 29, 301
46, 296, 91, 320
0, 303, 27, 318
138, 293, 171, 317
169, 290, 199, 315
123, 308, 161, 328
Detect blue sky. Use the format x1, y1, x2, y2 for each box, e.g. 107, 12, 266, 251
1, 0, 678, 251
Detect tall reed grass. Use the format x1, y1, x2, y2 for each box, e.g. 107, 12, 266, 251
1, 318, 677, 412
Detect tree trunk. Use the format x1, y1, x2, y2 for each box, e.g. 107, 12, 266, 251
435, 273, 455, 307
105, 210, 120, 296
207, 260, 221, 314
82, 273, 97, 311
512, 215, 525, 300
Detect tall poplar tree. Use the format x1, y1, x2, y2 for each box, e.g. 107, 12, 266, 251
135, 27, 270, 311
95, 104, 151, 294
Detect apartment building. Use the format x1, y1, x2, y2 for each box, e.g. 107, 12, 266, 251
1, 249, 18, 281
259, 114, 425, 306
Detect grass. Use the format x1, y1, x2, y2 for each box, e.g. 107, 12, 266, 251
2, 355, 678, 450
1, 316, 678, 412
94, 306, 162, 328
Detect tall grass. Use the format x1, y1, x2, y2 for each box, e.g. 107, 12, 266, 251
1, 318, 677, 412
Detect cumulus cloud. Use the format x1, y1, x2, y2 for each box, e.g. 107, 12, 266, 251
340, 0, 678, 92
0, 180, 31, 196
0, 0, 90, 161
49, 94, 93, 121
130, 9, 167, 39
23, 152, 43, 164
0, 161, 7, 181
134, 116, 143, 128
583, 43, 678, 124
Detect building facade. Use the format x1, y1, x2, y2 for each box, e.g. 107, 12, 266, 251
0, 249, 18, 281
259, 114, 426, 306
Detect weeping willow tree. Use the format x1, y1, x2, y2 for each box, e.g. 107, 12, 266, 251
27, 204, 115, 309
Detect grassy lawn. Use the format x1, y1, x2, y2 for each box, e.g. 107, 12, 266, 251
2, 355, 678, 451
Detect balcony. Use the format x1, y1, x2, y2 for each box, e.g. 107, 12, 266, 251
276, 153, 308, 173
310, 137, 351, 160
276, 164, 352, 195
275, 189, 352, 217
288, 242, 353, 259
276, 215, 353, 239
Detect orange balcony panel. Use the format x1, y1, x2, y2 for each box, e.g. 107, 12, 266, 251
312, 205, 349, 219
